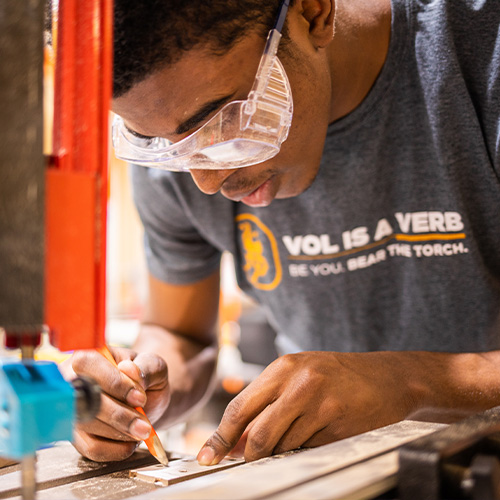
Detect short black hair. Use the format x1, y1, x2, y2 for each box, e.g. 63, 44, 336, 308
113, 0, 288, 98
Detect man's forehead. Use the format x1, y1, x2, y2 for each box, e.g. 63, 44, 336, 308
111, 32, 265, 136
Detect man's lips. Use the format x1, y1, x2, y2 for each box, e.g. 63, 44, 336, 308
223, 177, 276, 207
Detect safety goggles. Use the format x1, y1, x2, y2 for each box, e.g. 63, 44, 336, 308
112, 0, 293, 171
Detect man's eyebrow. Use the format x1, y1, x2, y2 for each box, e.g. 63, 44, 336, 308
123, 93, 236, 139
175, 94, 235, 136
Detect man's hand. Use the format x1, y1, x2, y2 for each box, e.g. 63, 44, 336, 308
57, 271, 219, 463
59, 347, 169, 462
197, 351, 420, 465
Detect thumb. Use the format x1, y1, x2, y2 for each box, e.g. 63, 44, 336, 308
118, 352, 168, 392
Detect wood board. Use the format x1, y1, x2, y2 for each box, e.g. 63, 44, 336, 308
129, 420, 445, 500
8, 471, 161, 500
0, 443, 184, 499
0, 420, 446, 500
265, 451, 400, 500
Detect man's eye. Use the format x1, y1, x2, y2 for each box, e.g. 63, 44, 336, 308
126, 131, 171, 150
126, 131, 154, 147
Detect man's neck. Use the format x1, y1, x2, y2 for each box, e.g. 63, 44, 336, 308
327, 0, 392, 123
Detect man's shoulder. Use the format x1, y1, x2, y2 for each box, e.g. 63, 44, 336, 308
409, 0, 499, 104
412, 0, 500, 38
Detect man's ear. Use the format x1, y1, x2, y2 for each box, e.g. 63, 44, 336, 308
295, 0, 335, 49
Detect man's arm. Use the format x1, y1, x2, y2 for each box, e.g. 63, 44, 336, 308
197, 349, 500, 465
61, 269, 220, 462
133, 271, 220, 426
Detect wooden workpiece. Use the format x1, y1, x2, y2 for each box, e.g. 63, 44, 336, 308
0, 420, 445, 500
129, 456, 246, 486
0, 445, 183, 500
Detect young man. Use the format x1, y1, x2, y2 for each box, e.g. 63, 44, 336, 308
64, 0, 500, 465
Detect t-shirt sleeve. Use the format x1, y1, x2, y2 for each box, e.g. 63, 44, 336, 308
130, 164, 222, 284
454, 0, 500, 176
481, 3, 500, 175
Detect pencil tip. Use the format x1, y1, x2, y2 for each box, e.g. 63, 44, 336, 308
152, 435, 169, 466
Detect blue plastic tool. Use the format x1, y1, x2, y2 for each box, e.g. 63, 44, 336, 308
0, 360, 75, 459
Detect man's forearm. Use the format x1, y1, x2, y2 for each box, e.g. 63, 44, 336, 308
133, 323, 218, 427
395, 350, 500, 419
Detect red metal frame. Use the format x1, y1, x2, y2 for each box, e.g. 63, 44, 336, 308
45, 0, 113, 351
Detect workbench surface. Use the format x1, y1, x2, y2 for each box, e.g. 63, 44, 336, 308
0, 420, 444, 500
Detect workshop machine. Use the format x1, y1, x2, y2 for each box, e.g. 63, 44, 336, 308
3, 1, 500, 499
0, 0, 111, 497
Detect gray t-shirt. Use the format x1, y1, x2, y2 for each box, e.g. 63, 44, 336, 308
131, 0, 500, 354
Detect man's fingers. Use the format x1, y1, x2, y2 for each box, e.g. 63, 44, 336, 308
244, 398, 302, 462
117, 360, 146, 389
77, 416, 139, 442
118, 352, 168, 391
227, 419, 257, 458
67, 347, 172, 463
73, 430, 138, 463
301, 425, 341, 449
96, 393, 152, 441
272, 415, 329, 455
71, 350, 147, 408
197, 382, 276, 465
107, 346, 138, 364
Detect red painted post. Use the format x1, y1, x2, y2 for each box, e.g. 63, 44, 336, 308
45, 0, 113, 351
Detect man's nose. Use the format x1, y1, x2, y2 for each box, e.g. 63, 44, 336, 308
189, 168, 237, 195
